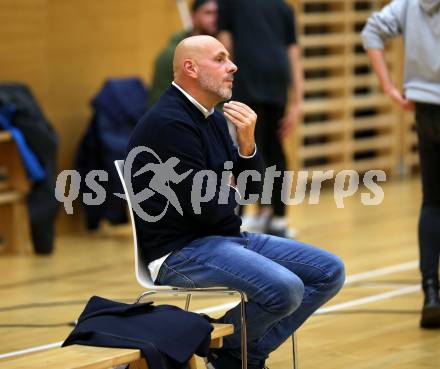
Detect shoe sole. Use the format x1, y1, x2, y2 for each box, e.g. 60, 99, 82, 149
420, 306, 440, 328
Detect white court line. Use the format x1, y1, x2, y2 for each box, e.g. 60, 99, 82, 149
315, 284, 420, 315
0, 260, 419, 360
344, 261, 418, 284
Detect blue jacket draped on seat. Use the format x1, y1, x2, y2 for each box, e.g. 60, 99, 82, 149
63, 296, 213, 369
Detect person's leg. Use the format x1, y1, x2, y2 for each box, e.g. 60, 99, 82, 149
256, 103, 296, 238
261, 104, 287, 219
245, 103, 291, 236
235, 232, 345, 361
155, 233, 344, 365
156, 235, 304, 364
240, 104, 272, 231
415, 102, 440, 327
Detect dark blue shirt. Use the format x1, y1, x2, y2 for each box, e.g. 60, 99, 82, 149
127, 86, 263, 263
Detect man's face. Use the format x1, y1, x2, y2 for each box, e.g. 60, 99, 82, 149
192, 1, 218, 36
196, 42, 237, 102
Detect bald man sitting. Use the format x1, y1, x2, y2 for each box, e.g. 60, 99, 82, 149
127, 36, 345, 369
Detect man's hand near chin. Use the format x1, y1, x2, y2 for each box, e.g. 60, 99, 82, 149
223, 101, 257, 156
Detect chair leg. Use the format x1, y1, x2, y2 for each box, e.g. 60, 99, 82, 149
135, 291, 157, 304
292, 333, 299, 369
185, 293, 192, 311
239, 292, 247, 369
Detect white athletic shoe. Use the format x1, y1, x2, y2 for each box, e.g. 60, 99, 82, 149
241, 214, 270, 233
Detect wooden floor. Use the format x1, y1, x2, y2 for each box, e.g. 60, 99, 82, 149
0, 176, 439, 368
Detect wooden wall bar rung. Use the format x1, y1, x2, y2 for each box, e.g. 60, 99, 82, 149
299, 0, 346, 4
302, 34, 362, 48
349, 96, 391, 110
305, 78, 346, 93
353, 115, 395, 131
350, 157, 394, 172
303, 98, 346, 114
303, 56, 345, 69
347, 11, 373, 23
299, 142, 344, 159
353, 136, 393, 152
300, 120, 345, 136
299, 12, 346, 25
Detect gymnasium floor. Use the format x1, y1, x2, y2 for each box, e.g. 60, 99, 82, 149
0, 175, 439, 368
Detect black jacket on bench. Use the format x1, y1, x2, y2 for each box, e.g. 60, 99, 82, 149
63, 296, 213, 369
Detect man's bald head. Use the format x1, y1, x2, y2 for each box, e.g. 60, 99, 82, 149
172, 35, 237, 108
173, 35, 224, 79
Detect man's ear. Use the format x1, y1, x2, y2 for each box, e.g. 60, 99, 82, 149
183, 59, 198, 78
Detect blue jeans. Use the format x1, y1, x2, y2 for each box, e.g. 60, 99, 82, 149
156, 232, 345, 365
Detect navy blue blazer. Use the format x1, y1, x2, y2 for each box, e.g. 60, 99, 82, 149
63, 296, 213, 369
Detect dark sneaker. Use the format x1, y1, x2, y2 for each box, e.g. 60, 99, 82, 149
208, 349, 268, 369
208, 351, 241, 369
420, 278, 440, 328
266, 226, 298, 239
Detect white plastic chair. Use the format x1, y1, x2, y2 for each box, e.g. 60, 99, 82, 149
114, 160, 298, 369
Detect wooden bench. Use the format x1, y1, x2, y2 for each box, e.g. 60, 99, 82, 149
1, 323, 234, 369
0, 131, 31, 254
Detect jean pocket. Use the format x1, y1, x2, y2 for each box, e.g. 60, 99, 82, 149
165, 250, 193, 268
156, 259, 197, 288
